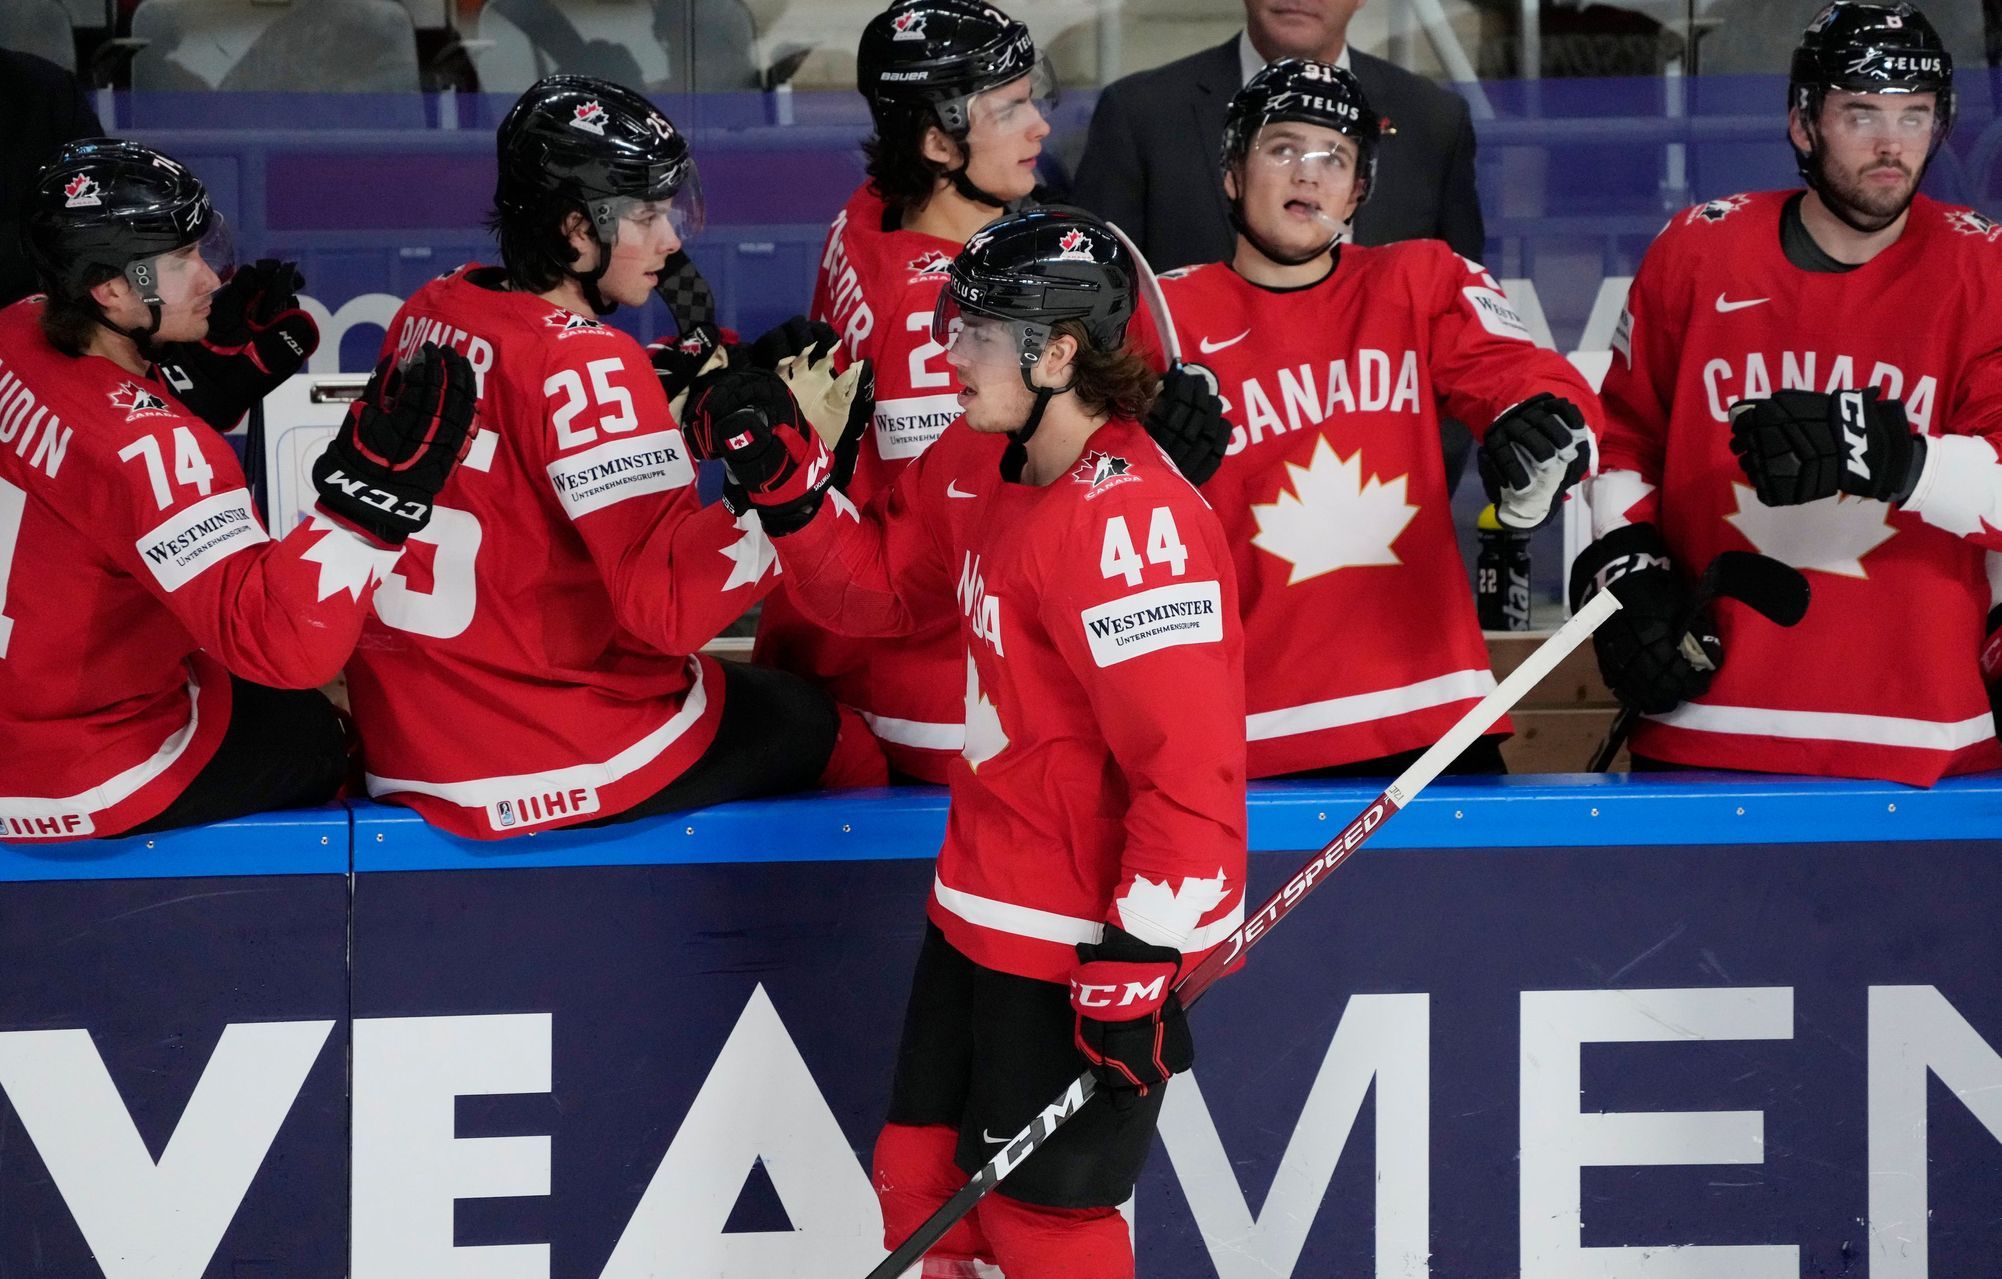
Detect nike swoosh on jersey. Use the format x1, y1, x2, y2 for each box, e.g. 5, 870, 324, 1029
1715, 294, 1770, 313
982, 1129, 1007, 1144
947, 481, 976, 498
1199, 328, 1251, 354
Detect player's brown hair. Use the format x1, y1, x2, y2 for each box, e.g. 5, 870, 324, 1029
862, 107, 951, 215
1054, 319, 1158, 423
37, 268, 120, 357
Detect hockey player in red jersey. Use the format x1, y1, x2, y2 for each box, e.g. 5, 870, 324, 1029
1577, 2, 2002, 785
684, 207, 1245, 1278
344, 76, 885, 839
755, 0, 1231, 782
1151, 60, 1600, 777
0, 140, 476, 842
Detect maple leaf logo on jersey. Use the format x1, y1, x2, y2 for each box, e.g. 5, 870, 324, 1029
963, 655, 1008, 769
1251, 437, 1417, 584
543, 308, 605, 337
1072, 450, 1131, 490
1114, 869, 1232, 942
301, 511, 399, 601
107, 381, 171, 418
908, 249, 953, 276
63, 174, 102, 208
719, 509, 780, 591
1948, 209, 2002, 242
891, 9, 927, 39
571, 100, 608, 135
1724, 482, 1895, 578
1687, 194, 1751, 226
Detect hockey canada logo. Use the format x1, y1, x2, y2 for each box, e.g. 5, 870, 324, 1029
63, 174, 102, 208
1948, 209, 2002, 242
543, 308, 606, 337
891, 9, 926, 39
1056, 228, 1096, 262
572, 101, 608, 135
108, 381, 172, 419
908, 250, 953, 276
1687, 194, 1751, 225
1072, 450, 1136, 497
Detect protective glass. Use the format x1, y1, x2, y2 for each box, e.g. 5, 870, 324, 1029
931, 294, 1035, 374
128, 212, 235, 311
1249, 130, 1360, 180
966, 58, 1058, 140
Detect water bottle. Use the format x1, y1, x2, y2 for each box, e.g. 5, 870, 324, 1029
1476, 504, 1532, 631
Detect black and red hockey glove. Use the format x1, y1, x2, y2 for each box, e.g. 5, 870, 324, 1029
1569, 522, 1721, 716
746, 314, 840, 371
155, 258, 320, 430
649, 321, 729, 411
311, 343, 476, 545
1479, 392, 1591, 530
681, 367, 834, 536
1070, 925, 1192, 1110
1146, 364, 1231, 487
1729, 388, 1925, 507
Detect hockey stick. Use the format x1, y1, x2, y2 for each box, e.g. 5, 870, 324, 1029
1103, 219, 1182, 367
861, 587, 1625, 1279
1585, 550, 1810, 771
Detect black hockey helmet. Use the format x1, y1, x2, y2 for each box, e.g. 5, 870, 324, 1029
1789, 3, 1954, 183
934, 205, 1134, 354
25, 138, 221, 300
1223, 58, 1380, 205
857, 0, 1042, 135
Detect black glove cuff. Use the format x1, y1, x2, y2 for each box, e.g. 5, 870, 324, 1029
1568, 522, 1671, 613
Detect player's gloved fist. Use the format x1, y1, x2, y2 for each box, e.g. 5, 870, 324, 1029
648, 322, 730, 421
1146, 365, 1231, 487
311, 342, 477, 546
154, 258, 320, 431
1568, 522, 1720, 716
1479, 393, 1591, 530
1070, 925, 1191, 1110
1729, 388, 1925, 507
774, 343, 873, 491
682, 368, 834, 535
747, 314, 840, 371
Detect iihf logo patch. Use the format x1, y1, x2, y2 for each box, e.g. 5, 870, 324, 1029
1071, 450, 1136, 498
571, 100, 608, 135
495, 800, 516, 828
63, 174, 102, 209
1056, 228, 1096, 262
108, 381, 172, 419
891, 9, 927, 39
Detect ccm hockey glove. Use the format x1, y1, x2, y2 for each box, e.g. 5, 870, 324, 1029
1146, 365, 1231, 486
1569, 522, 1721, 716
154, 258, 320, 430
682, 368, 834, 535
1479, 392, 1591, 529
649, 322, 730, 421
1729, 388, 1925, 506
311, 343, 476, 545
1070, 925, 1192, 1110
773, 343, 873, 491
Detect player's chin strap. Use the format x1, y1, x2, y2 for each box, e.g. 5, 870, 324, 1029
90, 296, 166, 353
1799, 123, 1932, 235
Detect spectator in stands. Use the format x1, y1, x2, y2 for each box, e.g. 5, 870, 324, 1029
0, 51, 102, 308
0, 140, 477, 842
343, 75, 887, 839
1073, 0, 1484, 271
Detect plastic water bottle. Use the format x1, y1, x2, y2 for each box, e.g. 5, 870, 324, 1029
1476, 504, 1532, 631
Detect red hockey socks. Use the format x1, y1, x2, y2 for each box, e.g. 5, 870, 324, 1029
820, 702, 889, 789
872, 1122, 993, 1271
978, 1192, 1132, 1279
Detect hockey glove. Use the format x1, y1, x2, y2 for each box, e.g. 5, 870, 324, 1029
682, 368, 834, 536
1479, 392, 1591, 530
747, 314, 841, 371
1146, 365, 1231, 487
154, 258, 320, 430
774, 344, 873, 490
1983, 605, 2002, 738
1729, 388, 1925, 507
1070, 925, 1192, 1110
1568, 522, 1721, 716
311, 342, 477, 546
649, 323, 730, 422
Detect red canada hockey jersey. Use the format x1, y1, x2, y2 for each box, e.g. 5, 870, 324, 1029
752, 183, 968, 780
776, 416, 1247, 983
1154, 244, 1603, 775
0, 298, 401, 841
345, 266, 782, 837
1598, 191, 2002, 785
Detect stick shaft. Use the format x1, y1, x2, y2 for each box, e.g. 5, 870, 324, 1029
862, 589, 1622, 1279
1103, 219, 1180, 366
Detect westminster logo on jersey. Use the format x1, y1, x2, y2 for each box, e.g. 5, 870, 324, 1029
107, 382, 172, 421
1251, 437, 1418, 584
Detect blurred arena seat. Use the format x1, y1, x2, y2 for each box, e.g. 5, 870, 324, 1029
0, 0, 77, 71
130, 0, 422, 91
461, 0, 757, 93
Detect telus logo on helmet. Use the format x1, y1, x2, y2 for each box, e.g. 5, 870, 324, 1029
571, 101, 607, 135
62, 175, 101, 209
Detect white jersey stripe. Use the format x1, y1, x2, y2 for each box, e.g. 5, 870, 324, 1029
1650, 701, 1995, 752
1247, 668, 1497, 742
931, 874, 1246, 954
860, 711, 965, 752
0, 671, 202, 819
366, 656, 711, 805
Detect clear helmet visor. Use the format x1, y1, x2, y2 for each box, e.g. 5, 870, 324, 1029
964, 58, 1058, 142
125, 211, 235, 316
931, 293, 1043, 375
594, 175, 705, 249
1820, 90, 1945, 144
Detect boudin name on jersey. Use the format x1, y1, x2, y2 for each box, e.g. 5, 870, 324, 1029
0, 360, 72, 481
1699, 349, 1939, 429
1222, 348, 1424, 455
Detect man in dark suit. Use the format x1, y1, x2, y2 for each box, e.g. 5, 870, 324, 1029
1074, 0, 1485, 271
0, 50, 103, 307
